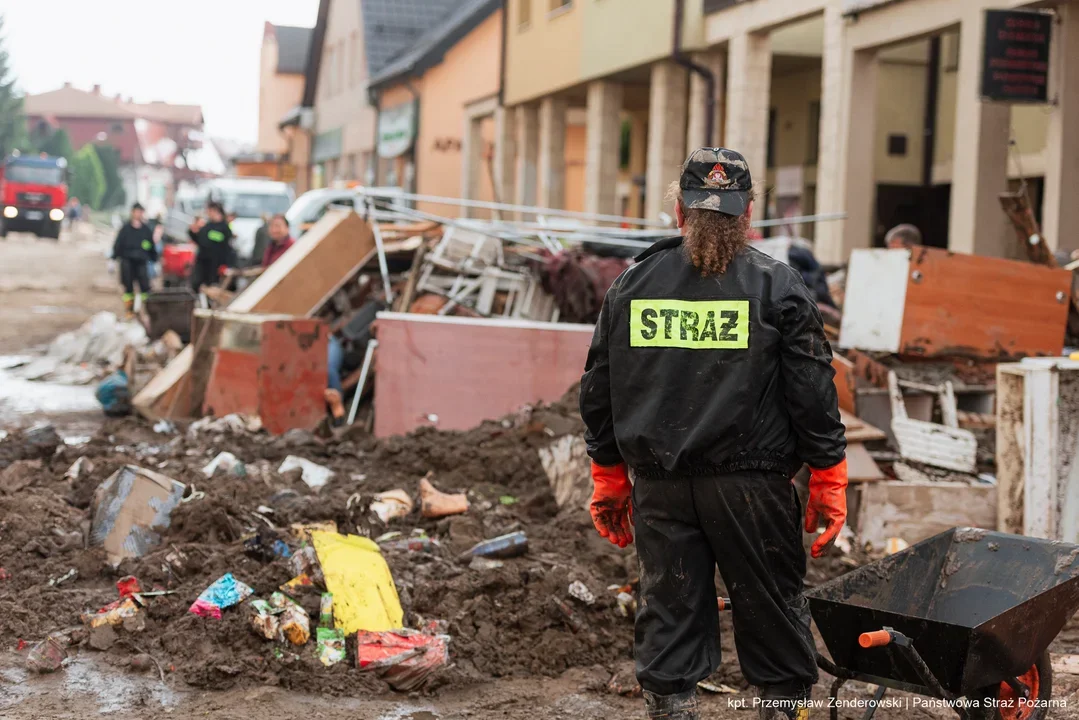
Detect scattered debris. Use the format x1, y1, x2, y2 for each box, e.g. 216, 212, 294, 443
419, 474, 469, 518
355, 627, 451, 692
278, 456, 334, 490
568, 580, 595, 605
89, 465, 186, 565
48, 568, 77, 587
189, 573, 254, 619
370, 489, 414, 523
203, 451, 244, 477
311, 531, 403, 633
317, 627, 347, 666
698, 681, 739, 694
26, 635, 67, 673
468, 556, 504, 571
64, 456, 93, 481
460, 531, 529, 560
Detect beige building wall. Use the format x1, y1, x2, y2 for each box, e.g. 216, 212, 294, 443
504, 0, 584, 105
411, 12, 504, 216
257, 33, 305, 155
313, 0, 375, 176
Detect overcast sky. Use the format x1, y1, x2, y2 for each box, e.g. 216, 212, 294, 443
0, 0, 320, 143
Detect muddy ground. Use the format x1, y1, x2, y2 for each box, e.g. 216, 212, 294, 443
0, 227, 118, 354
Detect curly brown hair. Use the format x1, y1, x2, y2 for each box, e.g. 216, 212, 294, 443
667, 182, 750, 276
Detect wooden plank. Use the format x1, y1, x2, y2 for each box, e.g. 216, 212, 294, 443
841, 408, 887, 443
373, 313, 593, 438
839, 249, 911, 353
846, 442, 884, 482
854, 481, 997, 548
133, 211, 376, 419
899, 246, 1071, 360
832, 354, 856, 414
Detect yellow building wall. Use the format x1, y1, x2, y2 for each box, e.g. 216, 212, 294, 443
769, 67, 821, 170
875, 61, 927, 185
504, 0, 704, 105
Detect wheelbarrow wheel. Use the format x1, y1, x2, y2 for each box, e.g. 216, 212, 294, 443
972, 651, 1053, 720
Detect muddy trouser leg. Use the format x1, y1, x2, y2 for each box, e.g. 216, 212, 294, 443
693, 470, 817, 715
134, 261, 151, 305
119, 259, 135, 303
634, 476, 715, 718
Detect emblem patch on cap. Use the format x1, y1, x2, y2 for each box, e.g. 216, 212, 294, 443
705, 163, 730, 188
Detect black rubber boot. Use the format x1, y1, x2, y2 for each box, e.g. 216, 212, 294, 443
644, 689, 699, 719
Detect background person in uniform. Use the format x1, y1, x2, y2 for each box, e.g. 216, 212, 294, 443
580, 148, 848, 720
110, 202, 157, 318
189, 201, 235, 292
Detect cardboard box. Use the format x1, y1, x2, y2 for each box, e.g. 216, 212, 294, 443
89, 465, 186, 565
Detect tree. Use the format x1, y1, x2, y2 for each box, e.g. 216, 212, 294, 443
70, 144, 106, 210
94, 143, 126, 209
37, 128, 73, 161
0, 15, 29, 158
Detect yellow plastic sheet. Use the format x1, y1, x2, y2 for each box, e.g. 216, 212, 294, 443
311, 531, 403, 633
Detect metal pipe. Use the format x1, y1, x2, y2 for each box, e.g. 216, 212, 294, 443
347, 339, 379, 426
357, 188, 670, 228
673, 0, 716, 146
367, 198, 395, 305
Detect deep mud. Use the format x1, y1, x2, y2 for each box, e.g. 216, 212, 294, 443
1, 388, 1077, 718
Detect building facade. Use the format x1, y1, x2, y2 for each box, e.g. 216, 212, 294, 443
500, 0, 1079, 263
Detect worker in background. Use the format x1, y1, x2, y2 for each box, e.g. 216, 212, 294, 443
110, 202, 157, 319
884, 223, 922, 250
189, 201, 235, 292
580, 148, 848, 720
261, 213, 296, 269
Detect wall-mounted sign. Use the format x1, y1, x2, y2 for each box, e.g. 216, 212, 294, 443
981, 9, 1052, 103
378, 102, 417, 159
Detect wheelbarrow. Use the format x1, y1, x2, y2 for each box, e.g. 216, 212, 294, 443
807, 528, 1079, 720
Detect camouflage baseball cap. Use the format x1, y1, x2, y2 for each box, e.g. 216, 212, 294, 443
679, 147, 753, 216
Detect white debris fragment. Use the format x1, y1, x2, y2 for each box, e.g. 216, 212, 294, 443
278, 456, 334, 489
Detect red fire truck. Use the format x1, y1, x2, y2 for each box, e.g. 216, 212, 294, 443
0, 153, 69, 239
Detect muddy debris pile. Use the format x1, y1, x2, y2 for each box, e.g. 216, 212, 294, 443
0, 390, 651, 695
0, 389, 862, 697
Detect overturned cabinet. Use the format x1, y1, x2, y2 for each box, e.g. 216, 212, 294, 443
996, 359, 1079, 542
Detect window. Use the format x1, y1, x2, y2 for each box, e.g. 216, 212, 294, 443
111, 122, 125, 134
805, 101, 820, 165
519, 0, 531, 28
887, 134, 908, 157
549, 0, 572, 13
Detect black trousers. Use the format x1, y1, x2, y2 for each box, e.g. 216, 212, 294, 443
633, 470, 817, 697
119, 258, 151, 300
190, 261, 220, 292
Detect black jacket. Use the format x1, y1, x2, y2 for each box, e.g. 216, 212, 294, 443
189, 221, 235, 268
580, 237, 845, 480
112, 222, 158, 263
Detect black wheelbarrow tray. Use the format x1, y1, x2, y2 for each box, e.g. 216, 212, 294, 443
807, 528, 1079, 720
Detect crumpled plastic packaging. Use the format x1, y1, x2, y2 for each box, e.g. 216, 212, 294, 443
189, 573, 254, 619
355, 627, 450, 691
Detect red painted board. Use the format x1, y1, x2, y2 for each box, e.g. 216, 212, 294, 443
202, 349, 260, 419
373, 314, 594, 438
258, 319, 328, 435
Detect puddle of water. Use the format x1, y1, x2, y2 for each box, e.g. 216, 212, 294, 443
0, 656, 181, 714
0, 365, 99, 420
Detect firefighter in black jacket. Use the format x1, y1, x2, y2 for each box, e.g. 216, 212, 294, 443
111, 202, 157, 318
189, 201, 235, 292
580, 148, 848, 720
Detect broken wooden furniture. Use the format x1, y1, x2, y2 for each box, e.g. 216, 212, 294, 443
996, 358, 1079, 542
199, 312, 328, 435
888, 371, 977, 474
839, 247, 1071, 360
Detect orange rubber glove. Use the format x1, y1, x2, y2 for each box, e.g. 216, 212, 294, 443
804, 458, 848, 559
590, 461, 633, 549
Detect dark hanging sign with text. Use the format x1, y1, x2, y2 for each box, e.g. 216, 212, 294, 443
981, 9, 1052, 103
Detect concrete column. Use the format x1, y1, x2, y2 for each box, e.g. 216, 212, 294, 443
584, 80, 623, 218
493, 106, 516, 212
686, 50, 726, 154
514, 104, 539, 213
647, 62, 689, 220
537, 96, 568, 209
948, 9, 1011, 257
1043, 3, 1079, 253
814, 1, 852, 264
460, 116, 484, 218
725, 31, 772, 220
